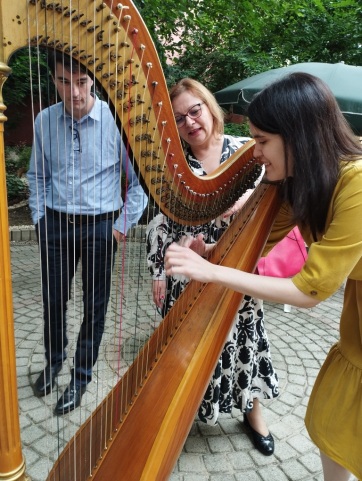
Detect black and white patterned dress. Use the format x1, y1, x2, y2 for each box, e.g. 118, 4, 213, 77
146, 135, 279, 425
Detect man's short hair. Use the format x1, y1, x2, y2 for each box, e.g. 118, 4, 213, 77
47, 49, 88, 77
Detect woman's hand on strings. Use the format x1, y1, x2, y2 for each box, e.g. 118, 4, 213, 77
152, 279, 166, 308
177, 233, 211, 257
165, 243, 215, 284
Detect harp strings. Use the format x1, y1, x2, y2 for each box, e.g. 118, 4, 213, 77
9, 1, 261, 479
26, 1, 119, 472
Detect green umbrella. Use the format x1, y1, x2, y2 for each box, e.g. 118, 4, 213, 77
214, 62, 362, 135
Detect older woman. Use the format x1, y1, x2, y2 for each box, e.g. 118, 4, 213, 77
146, 78, 279, 456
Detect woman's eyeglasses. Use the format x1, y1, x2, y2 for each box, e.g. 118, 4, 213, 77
174, 103, 204, 128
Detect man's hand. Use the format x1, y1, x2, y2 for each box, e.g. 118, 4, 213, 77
113, 229, 125, 243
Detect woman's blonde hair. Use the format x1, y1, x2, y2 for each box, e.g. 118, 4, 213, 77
169, 78, 224, 139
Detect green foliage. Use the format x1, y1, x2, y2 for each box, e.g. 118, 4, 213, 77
136, 0, 362, 93
3, 48, 50, 113
4, 1, 361, 107
5, 144, 31, 202
3, 1, 362, 136
6, 175, 28, 201
5, 144, 31, 174
224, 122, 251, 138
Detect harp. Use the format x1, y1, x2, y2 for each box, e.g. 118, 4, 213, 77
0, 1, 281, 480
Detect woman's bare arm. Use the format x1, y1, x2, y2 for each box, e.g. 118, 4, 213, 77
165, 243, 318, 309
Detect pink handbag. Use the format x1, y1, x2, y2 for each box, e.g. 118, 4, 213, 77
257, 227, 308, 278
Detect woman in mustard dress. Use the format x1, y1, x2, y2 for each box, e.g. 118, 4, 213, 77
165, 72, 362, 481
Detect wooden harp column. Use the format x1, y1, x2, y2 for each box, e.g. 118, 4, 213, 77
0, 1, 281, 480
0, 51, 29, 481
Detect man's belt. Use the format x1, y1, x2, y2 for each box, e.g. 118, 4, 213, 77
46, 208, 120, 224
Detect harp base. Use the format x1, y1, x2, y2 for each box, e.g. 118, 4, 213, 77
0, 461, 30, 481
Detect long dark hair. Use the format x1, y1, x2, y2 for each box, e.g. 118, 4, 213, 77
247, 72, 362, 238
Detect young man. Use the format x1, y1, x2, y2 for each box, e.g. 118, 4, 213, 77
28, 51, 147, 415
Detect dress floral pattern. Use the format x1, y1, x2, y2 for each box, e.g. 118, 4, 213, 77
146, 135, 279, 425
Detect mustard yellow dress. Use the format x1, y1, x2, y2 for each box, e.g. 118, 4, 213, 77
265, 158, 362, 479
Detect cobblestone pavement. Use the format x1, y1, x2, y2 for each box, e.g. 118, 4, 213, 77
9, 238, 356, 481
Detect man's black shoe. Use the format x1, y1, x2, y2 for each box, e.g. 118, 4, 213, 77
54, 383, 87, 415
33, 364, 62, 397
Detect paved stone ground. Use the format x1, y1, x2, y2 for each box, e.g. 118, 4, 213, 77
9, 237, 357, 481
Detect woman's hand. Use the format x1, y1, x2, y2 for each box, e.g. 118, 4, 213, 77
166, 240, 319, 310
152, 279, 166, 308
165, 243, 215, 283
177, 233, 208, 256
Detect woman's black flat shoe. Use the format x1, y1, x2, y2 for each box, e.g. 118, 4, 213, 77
244, 414, 275, 456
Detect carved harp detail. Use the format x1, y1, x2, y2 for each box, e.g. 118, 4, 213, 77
1, 0, 261, 224
0, 1, 281, 481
